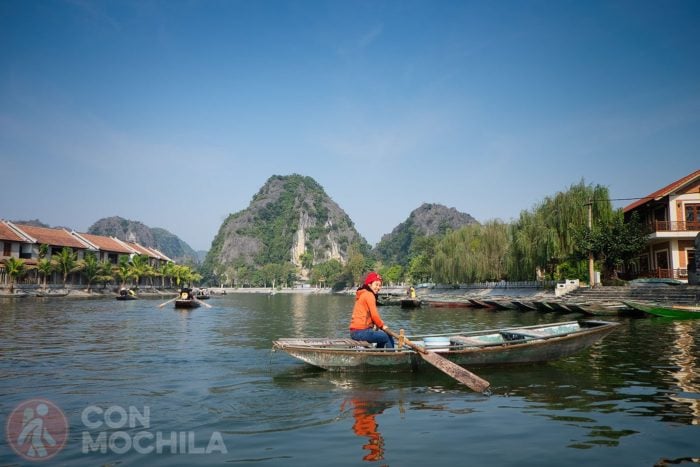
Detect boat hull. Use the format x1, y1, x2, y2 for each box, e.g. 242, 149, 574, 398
174, 299, 200, 309
274, 320, 620, 372
624, 301, 700, 319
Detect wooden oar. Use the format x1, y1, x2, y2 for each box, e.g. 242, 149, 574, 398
385, 328, 490, 393
194, 297, 212, 308
157, 296, 178, 308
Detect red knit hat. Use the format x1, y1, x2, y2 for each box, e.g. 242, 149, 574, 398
364, 272, 382, 285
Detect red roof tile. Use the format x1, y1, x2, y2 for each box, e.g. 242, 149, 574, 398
624, 169, 700, 212
77, 233, 134, 254
14, 224, 90, 249
0, 222, 26, 242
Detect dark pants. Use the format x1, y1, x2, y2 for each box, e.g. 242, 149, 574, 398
350, 328, 395, 348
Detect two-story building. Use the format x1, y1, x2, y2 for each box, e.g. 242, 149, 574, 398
0, 220, 173, 288
623, 169, 700, 281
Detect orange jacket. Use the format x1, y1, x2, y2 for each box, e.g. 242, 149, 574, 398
349, 288, 385, 330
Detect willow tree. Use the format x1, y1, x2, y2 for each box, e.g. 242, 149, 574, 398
432, 220, 510, 284
507, 180, 614, 280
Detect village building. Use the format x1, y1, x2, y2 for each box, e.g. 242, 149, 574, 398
0, 220, 173, 289
623, 169, 700, 281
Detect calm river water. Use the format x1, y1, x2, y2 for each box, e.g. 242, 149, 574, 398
1, 293, 699, 466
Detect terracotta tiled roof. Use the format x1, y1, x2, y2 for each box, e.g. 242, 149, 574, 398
624, 169, 700, 213
13, 224, 90, 249
0, 221, 27, 242
125, 242, 158, 258
77, 233, 134, 254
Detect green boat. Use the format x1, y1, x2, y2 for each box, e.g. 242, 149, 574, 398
623, 301, 700, 319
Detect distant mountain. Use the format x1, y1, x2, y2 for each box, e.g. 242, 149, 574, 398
11, 219, 51, 228
374, 203, 479, 266
203, 174, 370, 281
87, 216, 199, 264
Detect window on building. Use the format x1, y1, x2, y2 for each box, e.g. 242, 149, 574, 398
689, 250, 696, 273
685, 204, 700, 230
19, 244, 32, 259
3, 242, 11, 257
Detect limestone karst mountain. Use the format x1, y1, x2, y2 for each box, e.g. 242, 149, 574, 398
202, 174, 370, 282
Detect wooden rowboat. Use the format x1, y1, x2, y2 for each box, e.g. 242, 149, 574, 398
273, 320, 620, 372
400, 298, 422, 308
175, 298, 200, 309
623, 301, 700, 319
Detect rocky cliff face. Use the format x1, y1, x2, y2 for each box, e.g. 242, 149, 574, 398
87, 216, 199, 263
204, 174, 369, 279
374, 203, 479, 265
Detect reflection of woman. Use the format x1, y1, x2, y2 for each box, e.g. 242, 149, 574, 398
346, 399, 385, 462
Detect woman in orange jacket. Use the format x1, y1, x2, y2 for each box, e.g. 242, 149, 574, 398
349, 272, 394, 348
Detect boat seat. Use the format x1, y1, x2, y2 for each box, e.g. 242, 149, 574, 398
450, 336, 489, 346
509, 329, 550, 338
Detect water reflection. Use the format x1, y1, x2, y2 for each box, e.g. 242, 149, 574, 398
341, 396, 390, 462
2, 295, 700, 466
669, 321, 700, 425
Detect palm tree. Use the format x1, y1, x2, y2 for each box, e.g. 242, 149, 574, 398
36, 258, 54, 289
80, 252, 101, 292
128, 254, 149, 290
51, 247, 80, 287
3, 257, 27, 293
114, 255, 133, 289
161, 261, 176, 289
97, 260, 114, 290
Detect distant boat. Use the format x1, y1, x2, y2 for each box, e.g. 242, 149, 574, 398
194, 288, 211, 300
424, 300, 473, 308
175, 288, 200, 309
116, 288, 137, 300
36, 289, 69, 297
0, 290, 28, 298
532, 301, 555, 312
623, 301, 700, 319
400, 298, 422, 308
481, 299, 515, 310
511, 300, 537, 311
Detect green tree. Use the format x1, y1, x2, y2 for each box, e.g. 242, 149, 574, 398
300, 252, 314, 270
52, 247, 80, 286
80, 252, 101, 292
572, 211, 648, 281
507, 181, 613, 280
114, 255, 133, 288
310, 259, 343, 288
128, 254, 149, 289
344, 243, 367, 287
37, 258, 54, 289
432, 221, 510, 284
379, 264, 403, 285
97, 260, 114, 289
3, 257, 28, 293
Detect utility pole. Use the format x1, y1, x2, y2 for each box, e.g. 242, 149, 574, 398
586, 200, 595, 287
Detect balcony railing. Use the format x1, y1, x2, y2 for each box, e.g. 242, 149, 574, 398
631, 268, 688, 280
649, 220, 700, 233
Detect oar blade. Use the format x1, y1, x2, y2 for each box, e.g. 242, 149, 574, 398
420, 351, 490, 393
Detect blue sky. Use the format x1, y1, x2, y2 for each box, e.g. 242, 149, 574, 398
1, 0, 698, 251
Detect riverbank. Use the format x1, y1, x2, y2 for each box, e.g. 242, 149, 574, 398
0, 285, 553, 302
